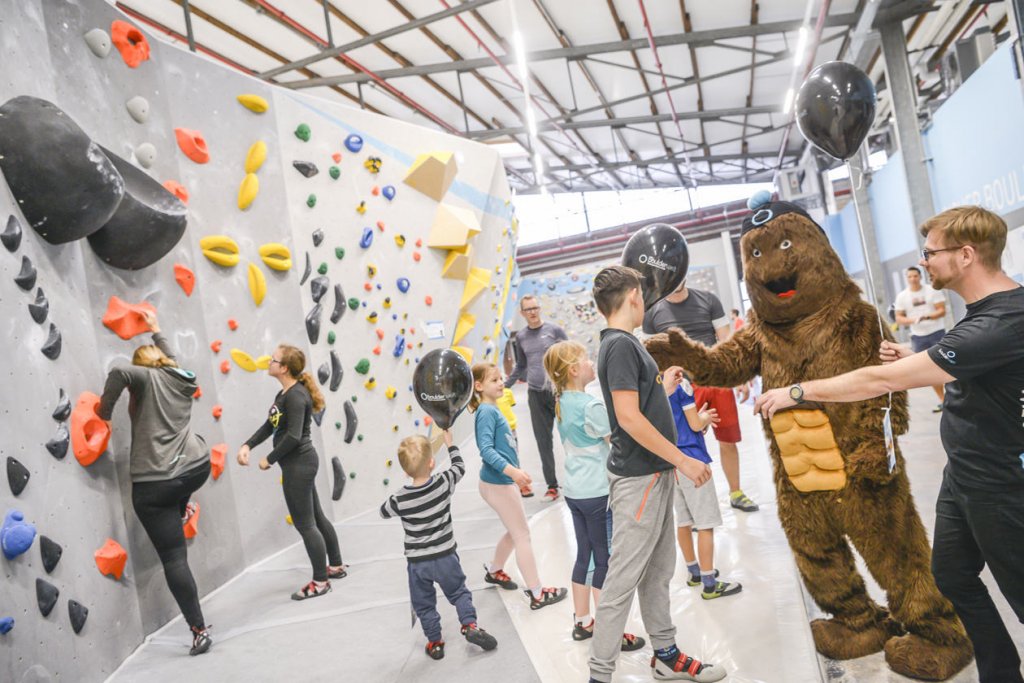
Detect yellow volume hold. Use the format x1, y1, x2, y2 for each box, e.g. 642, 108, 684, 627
237, 94, 269, 113
238, 173, 259, 210
245, 140, 267, 173
199, 235, 240, 268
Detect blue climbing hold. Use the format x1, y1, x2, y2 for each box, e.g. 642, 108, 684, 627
376, 283, 382, 290
345, 134, 364, 153
0, 617, 12, 634
382, 185, 396, 201
1, 510, 36, 560
392, 334, 406, 358
360, 227, 373, 249
747, 190, 772, 210
397, 277, 410, 293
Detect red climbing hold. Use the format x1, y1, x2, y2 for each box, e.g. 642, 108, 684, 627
174, 263, 195, 296
376, 329, 385, 340
182, 502, 200, 539
415, 238, 423, 248
72, 393, 111, 467
210, 444, 227, 480
212, 405, 223, 420
192, 386, 202, 399
94, 538, 128, 580
111, 21, 150, 69
363, 282, 372, 292
425, 296, 433, 306
163, 180, 189, 203
227, 319, 239, 331
424, 416, 433, 426
372, 346, 382, 356
174, 128, 210, 164
220, 360, 230, 374
413, 252, 422, 262
102, 296, 156, 340
376, 221, 385, 232
210, 340, 222, 353
332, 152, 342, 163
372, 186, 380, 196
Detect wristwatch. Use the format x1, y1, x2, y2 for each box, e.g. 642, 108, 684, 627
788, 384, 805, 404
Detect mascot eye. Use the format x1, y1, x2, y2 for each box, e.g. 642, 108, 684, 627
751, 248, 762, 258
780, 239, 793, 250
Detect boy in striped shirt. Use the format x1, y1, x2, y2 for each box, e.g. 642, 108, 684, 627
381, 430, 498, 660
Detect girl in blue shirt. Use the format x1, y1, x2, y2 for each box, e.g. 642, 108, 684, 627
471, 362, 566, 611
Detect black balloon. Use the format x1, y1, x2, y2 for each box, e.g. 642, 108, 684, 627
795, 61, 876, 161
413, 349, 473, 430
621, 223, 689, 310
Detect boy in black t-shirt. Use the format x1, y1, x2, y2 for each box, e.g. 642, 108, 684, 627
587, 266, 724, 683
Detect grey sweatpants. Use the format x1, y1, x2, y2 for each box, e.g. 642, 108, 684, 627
589, 469, 678, 682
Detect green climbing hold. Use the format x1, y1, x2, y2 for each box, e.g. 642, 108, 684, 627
349, 471, 356, 479
328, 331, 336, 344
335, 421, 342, 429
383, 478, 388, 485
295, 123, 311, 141
317, 262, 328, 275
329, 166, 340, 180
347, 297, 359, 310
307, 194, 317, 208
358, 434, 364, 442
351, 396, 357, 403
355, 358, 370, 375
335, 247, 345, 260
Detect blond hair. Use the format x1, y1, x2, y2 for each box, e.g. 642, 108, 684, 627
132, 345, 177, 368
542, 341, 587, 422
277, 345, 325, 413
920, 206, 1007, 270
469, 362, 499, 413
397, 435, 432, 478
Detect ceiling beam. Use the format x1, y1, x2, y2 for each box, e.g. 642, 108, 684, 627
529, 150, 801, 175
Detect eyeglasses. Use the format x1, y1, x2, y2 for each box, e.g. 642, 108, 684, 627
921, 245, 961, 262
269, 358, 283, 366
521, 307, 540, 313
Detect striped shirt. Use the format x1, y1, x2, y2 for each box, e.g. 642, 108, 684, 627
380, 446, 465, 562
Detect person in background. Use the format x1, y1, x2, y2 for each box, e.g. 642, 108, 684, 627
729, 308, 745, 335
894, 265, 948, 412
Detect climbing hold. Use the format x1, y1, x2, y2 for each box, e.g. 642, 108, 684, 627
383, 478, 389, 485
285, 515, 293, 525
210, 443, 226, 480
348, 297, 360, 310
385, 386, 397, 399
358, 435, 364, 442
349, 471, 356, 479
335, 247, 345, 260
363, 282, 372, 292
41, 323, 62, 360
413, 251, 422, 262
382, 185, 396, 201
135, 142, 156, 169
111, 20, 150, 68
360, 228, 374, 249
331, 457, 345, 501
372, 345, 381, 356
376, 328, 385, 340
356, 201, 367, 215
2, 510, 35, 560
36, 578, 59, 617
332, 152, 342, 163
29, 288, 48, 324
212, 405, 223, 419
258, 242, 292, 271
200, 235, 241, 268
15, 255, 36, 291
102, 296, 156, 340
372, 186, 380, 196
386, 459, 393, 467
313, 408, 326, 427
306, 194, 317, 208
312, 229, 324, 247
344, 134, 363, 153
53, 389, 71, 422
327, 331, 336, 345
84, 27, 112, 57
247, 262, 266, 306
364, 377, 376, 390
256, 355, 271, 369
330, 285, 346, 324
329, 166, 340, 180
397, 277, 410, 293
330, 351, 343, 392
367, 264, 377, 278
45, 423, 70, 460
424, 416, 433, 426
377, 220, 386, 232
210, 340, 223, 353
237, 94, 269, 113
244, 141, 267, 173
72, 392, 111, 466
94, 538, 128, 580
2, 215, 22, 252
306, 303, 323, 344
230, 349, 258, 372
193, 385, 202, 398
68, 600, 88, 635
311, 276, 329, 304
220, 360, 230, 374
293, 161, 319, 178
172, 263, 196, 297
317, 362, 330, 385
366, 311, 378, 323
40, 536, 62, 574
382, 297, 392, 309
298, 253, 312, 285
364, 156, 382, 174
0, 617, 12, 634
174, 128, 210, 164
163, 180, 189, 203
7, 457, 29, 496
404, 151, 457, 201
317, 262, 328, 275
425, 295, 433, 306
295, 124, 311, 142
238, 173, 259, 210
355, 358, 370, 375
183, 502, 200, 539
394, 234, 406, 247
392, 335, 406, 358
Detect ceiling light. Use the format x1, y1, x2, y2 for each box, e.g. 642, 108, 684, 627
512, 31, 528, 80
793, 26, 808, 68
526, 109, 537, 137
782, 87, 795, 114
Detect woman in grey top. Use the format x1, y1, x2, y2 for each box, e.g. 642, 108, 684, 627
98, 310, 212, 656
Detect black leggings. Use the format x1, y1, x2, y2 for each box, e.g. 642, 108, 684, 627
281, 449, 343, 582
566, 495, 612, 588
132, 461, 210, 630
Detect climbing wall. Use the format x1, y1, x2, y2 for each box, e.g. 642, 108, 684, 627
0, 2, 515, 681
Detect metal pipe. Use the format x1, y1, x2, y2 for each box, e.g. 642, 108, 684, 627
182, 0, 196, 52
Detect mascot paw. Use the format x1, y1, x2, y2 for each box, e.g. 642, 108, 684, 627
643, 328, 689, 371
811, 617, 901, 660
884, 633, 973, 681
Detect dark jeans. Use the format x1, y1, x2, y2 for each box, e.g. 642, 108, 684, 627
132, 460, 211, 630
932, 470, 1024, 683
566, 495, 611, 588
407, 552, 476, 641
527, 388, 558, 490
281, 448, 343, 582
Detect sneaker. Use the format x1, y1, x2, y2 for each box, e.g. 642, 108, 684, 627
729, 491, 759, 512
189, 625, 212, 656
651, 652, 726, 681
291, 580, 331, 601
525, 587, 568, 610
933, 404, 943, 413
621, 632, 645, 652
327, 565, 348, 579
544, 487, 560, 501
686, 569, 719, 587
484, 567, 518, 590
701, 581, 742, 600
461, 622, 497, 650
520, 485, 534, 498
425, 640, 445, 660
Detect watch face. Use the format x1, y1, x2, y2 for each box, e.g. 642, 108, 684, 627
789, 385, 802, 401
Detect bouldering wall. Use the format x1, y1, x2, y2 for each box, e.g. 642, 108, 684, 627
0, 2, 515, 681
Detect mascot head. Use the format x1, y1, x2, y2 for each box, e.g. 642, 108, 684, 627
740, 191, 858, 324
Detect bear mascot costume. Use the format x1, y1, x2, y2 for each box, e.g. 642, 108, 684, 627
644, 194, 972, 680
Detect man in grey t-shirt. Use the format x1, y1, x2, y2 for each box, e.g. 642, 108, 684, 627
505, 295, 568, 500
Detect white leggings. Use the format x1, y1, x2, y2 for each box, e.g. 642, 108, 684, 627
479, 481, 540, 589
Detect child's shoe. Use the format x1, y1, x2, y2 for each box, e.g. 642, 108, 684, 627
621, 632, 645, 651
425, 640, 445, 660
651, 652, 726, 681
484, 566, 518, 590
291, 579, 331, 600
544, 487, 560, 501
189, 625, 212, 656
686, 569, 718, 587
729, 490, 759, 512
327, 565, 348, 579
572, 618, 595, 641
701, 581, 742, 600
461, 622, 497, 650
525, 587, 567, 610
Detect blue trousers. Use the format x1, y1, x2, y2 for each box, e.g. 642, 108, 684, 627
408, 552, 476, 641
566, 495, 612, 588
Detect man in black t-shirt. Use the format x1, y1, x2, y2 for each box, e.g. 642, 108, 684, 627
755, 206, 1024, 683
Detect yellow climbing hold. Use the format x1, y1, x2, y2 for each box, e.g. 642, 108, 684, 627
238, 173, 259, 210
404, 151, 457, 201
200, 235, 240, 268
245, 141, 267, 174
453, 312, 476, 345
230, 348, 259, 372
285, 515, 293, 525
385, 386, 397, 399
258, 243, 292, 271
442, 245, 473, 280
427, 204, 481, 249
364, 377, 377, 390
255, 355, 272, 370
237, 94, 269, 113
247, 262, 266, 306
459, 267, 492, 309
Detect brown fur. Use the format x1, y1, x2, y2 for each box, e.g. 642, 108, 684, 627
645, 213, 972, 679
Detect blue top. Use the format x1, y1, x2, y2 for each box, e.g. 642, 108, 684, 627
474, 403, 520, 485
555, 391, 611, 500
669, 381, 711, 464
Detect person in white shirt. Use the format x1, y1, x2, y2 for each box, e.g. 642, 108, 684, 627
893, 266, 947, 411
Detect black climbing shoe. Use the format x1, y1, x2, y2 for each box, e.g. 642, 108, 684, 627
190, 625, 212, 656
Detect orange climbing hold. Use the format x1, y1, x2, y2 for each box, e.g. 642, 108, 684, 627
413, 252, 422, 262
210, 444, 227, 480
174, 128, 210, 164
376, 328, 385, 340
415, 238, 423, 248
372, 186, 380, 196
111, 21, 150, 68
210, 340, 222, 353
174, 263, 195, 296
220, 360, 230, 374
72, 393, 111, 467
373, 346, 382, 356
94, 538, 128, 580
102, 296, 156, 340
228, 319, 239, 331
425, 296, 433, 306
192, 386, 202, 399
424, 416, 433, 426
212, 405, 223, 420
162, 180, 189, 203
332, 152, 342, 163
377, 221, 386, 231
363, 282, 372, 292
183, 502, 201, 539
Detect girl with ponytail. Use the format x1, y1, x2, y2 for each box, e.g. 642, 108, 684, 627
238, 344, 345, 600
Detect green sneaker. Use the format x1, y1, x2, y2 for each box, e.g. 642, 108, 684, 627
701, 581, 742, 600
729, 491, 759, 512
686, 569, 718, 587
